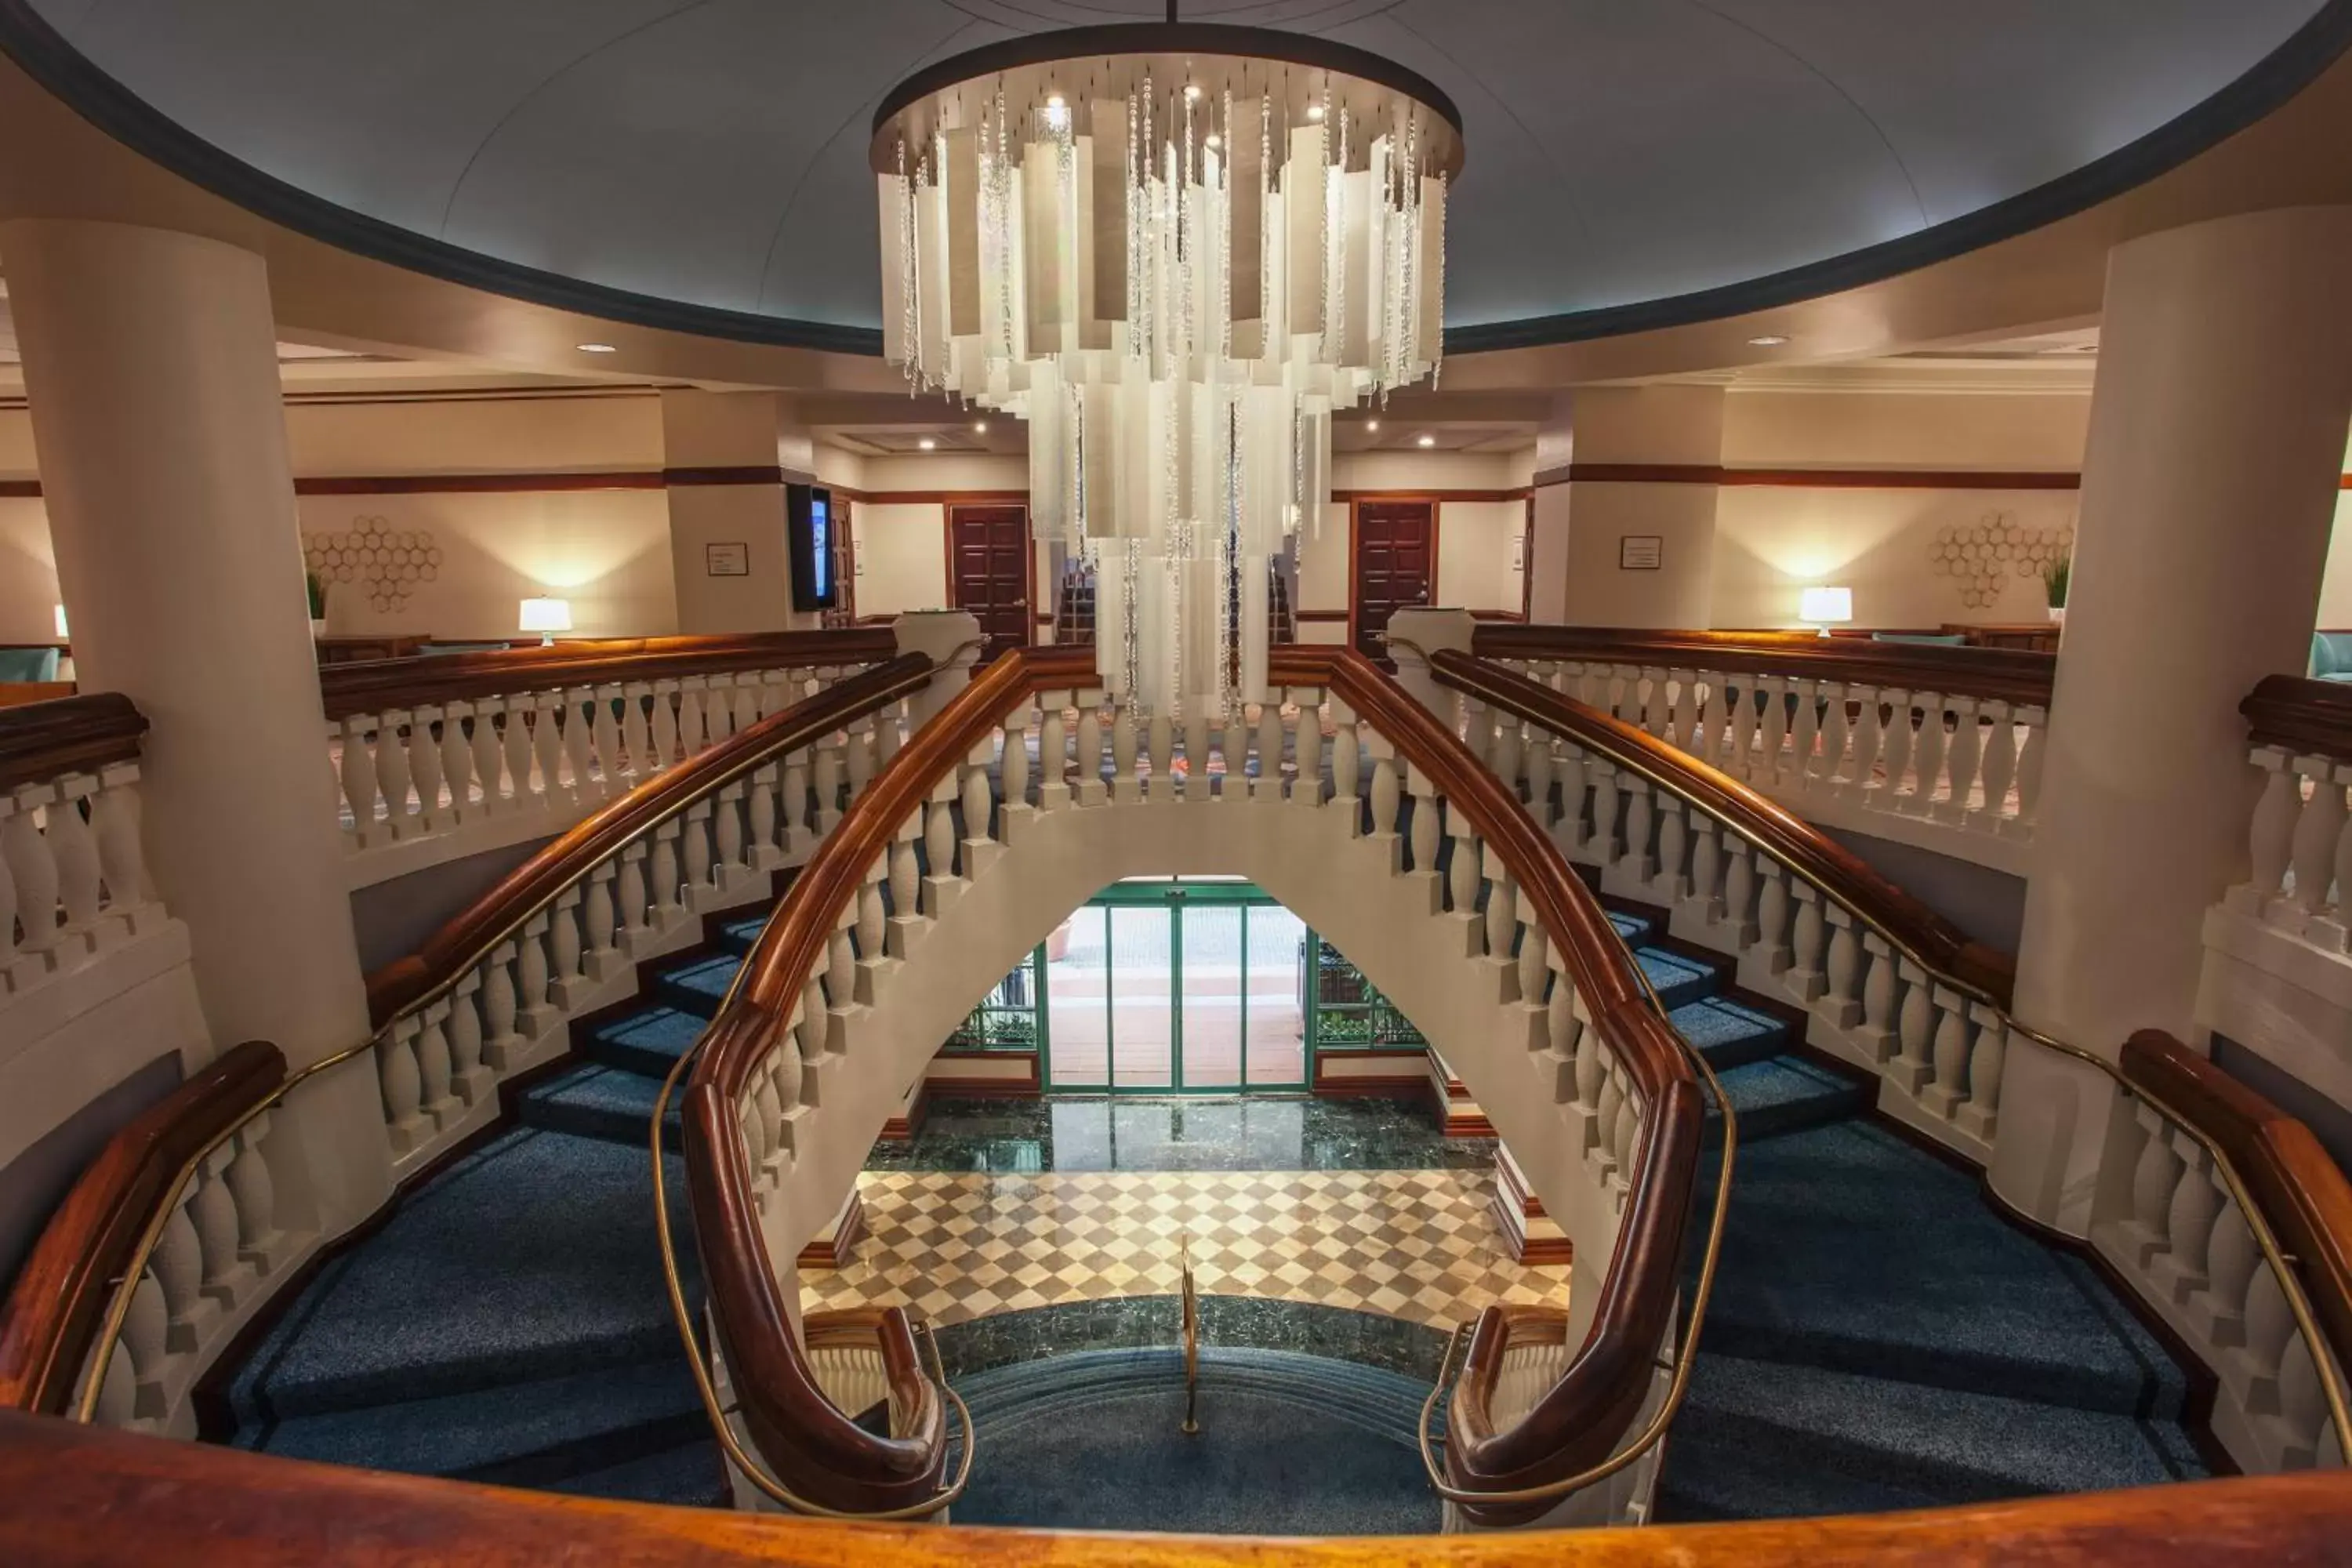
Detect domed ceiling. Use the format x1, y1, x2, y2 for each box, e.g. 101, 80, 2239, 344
5, 0, 2346, 353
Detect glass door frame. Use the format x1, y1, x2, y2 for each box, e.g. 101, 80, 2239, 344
1039, 878, 1312, 1094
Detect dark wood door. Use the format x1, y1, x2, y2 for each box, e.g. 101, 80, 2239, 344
1352, 501, 1435, 664
949, 505, 1033, 661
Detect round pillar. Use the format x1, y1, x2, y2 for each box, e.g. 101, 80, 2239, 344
1994, 206, 2352, 1229
1, 220, 371, 1069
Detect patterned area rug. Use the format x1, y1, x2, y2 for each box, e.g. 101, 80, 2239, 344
800, 1168, 1565, 1327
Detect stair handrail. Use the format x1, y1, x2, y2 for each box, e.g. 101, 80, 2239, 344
1434, 646, 2352, 1459
655, 643, 1094, 1518
1469, 624, 2056, 709
5, 659, 939, 1432
318, 628, 901, 721
0, 691, 147, 791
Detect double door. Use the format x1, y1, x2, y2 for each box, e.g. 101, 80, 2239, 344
1043, 881, 1308, 1092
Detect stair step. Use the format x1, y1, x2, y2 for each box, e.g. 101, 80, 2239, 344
519, 1064, 677, 1146
717, 914, 769, 956
1700, 1120, 2190, 1418
547, 1437, 730, 1507
1606, 910, 1656, 945
588, 1005, 708, 1079
1667, 1352, 2202, 1507
655, 953, 742, 1018
1708, 1055, 1871, 1142
1653, 1429, 1951, 1523
226, 1129, 699, 1424
1667, 995, 1790, 1070
236, 1357, 707, 1489
1630, 944, 1721, 1010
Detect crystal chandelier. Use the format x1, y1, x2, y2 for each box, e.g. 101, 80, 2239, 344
873, 24, 1462, 717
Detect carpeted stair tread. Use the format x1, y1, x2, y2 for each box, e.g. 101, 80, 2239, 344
1667, 994, 1791, 1068
1632, 944, 1719, 1009
1699, 1120, 2189, 1417
234, 1357, 706, 1486
546, 1437, 730, 1506
655, 953, 742, 1017
518, 1063, 677, 1145
1707, 1055, 1871, 1142
587, 1006, 708, 1078
1653, 1429, 1955, 1523
226, 1127, 698, 1422
1671, 1352, 2201, 1504
717, 914, 770, 955
1606, 911, 1655, 944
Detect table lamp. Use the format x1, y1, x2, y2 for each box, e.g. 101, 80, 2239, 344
1799, 586, 1853, 638
519, 597, 572, 645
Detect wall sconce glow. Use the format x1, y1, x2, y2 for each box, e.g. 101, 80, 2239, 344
1365, 419, 1381, 433
919, 437, 938, 451
519, 597, 572, 644
575, 342, 618, 354
1799, 585, 1853, 637
973, 421, 988, 434
1748, 334, 1790, 347
1417, 434, 1436, 448
53, 604, 67, 638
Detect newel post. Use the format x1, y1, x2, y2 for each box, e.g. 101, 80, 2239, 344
895, 611, 985, 731
1385, 608, 1479, 724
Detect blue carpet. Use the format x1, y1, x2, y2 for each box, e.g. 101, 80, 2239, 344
1592, 896, 2211, 1522
950, 1348, 1441, 1534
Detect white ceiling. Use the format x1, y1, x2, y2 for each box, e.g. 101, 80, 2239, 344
13, 0, 2339, 350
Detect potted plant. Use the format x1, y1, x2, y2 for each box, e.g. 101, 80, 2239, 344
306, 571, 328, 638
2042, 551, 2071, 627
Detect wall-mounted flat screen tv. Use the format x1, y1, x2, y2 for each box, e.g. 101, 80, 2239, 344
787, 483, 837, 611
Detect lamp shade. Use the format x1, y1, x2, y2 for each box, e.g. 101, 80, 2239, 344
1799, 586, 1853, 625
53, 604, 67, 639
518, 597, 572, 634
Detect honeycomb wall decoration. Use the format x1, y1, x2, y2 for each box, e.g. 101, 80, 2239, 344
1927, 511, 2074, 611
303, 517, 442, 614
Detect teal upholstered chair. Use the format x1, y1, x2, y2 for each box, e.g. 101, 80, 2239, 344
0, 647, 61, 682
1871, 632, 1968, 647
2310, 632, 2352, 683
418, 641, 516, 656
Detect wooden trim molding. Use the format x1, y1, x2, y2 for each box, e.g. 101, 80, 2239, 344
0, 1042, 285, 1414
2241, 673, 2352, 758
1470, 624, 2056, 710
1294, 609, 1350, 624
298, 471, 666, 495
1332, 487, 1533, 503
0, 692, 147, 793
660, 465, 787, 488
317, 629, 900, 722
1551, 463, 2086, 491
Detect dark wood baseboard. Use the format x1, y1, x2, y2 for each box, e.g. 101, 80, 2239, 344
794, 1185, 867, 1271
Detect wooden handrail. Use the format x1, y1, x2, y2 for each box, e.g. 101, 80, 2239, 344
318, 629, 899, 721
0, 692, 146, 793
5, 1399, 2350, 1562
363, 652, 938, 1029
1435, 648, 2018, 1007
2122, 1029, 2352, 1372
0, 1040, 284, 1415
2241, 673, 2352, 760
1471, 625, 2056, 709
684, 641, 1094, 1515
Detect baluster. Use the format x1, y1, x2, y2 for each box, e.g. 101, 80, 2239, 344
1667, 668, 1697, 753
376, 714, 416, 834
2328, 765, 2352, 952
676, 679, 710, 757
515, 913, 556, 1034
1555, 745, 1591, 858
1722, 840, 1759, 947
438, 702, 476, 818
1976, 700, 2018, 827
2147, 1144, 2223, 1302
962, 760, 993, 862
1146, 710, 1174, 799
501, 699, 535, 811
813, 736, 847, 834
715, 783, 749, 886
1788, 678, 1819, 784
187, 1151, 250, 1307
1818, 905, 1863, 1027
747, 763, 781, 867
1255, 702, 1285, 802
924, 796, 956, 907
1854, 935, 1898, 1063
781, 747, 815, 855
615, 845, 654, 953
619, 683, 653, 782
1369, 754, 1401, 842
1755, 861, 1792, 976
560, 687, 596, 800
1843, 685, 1883, 800
887, 834, 920, 933
580, 866, 620, 977
1904, 694, 1947, 815
826, 919, 857, 1010
2013, 706, 2049, 830
1892, 962, 1936, 1097
1878, 690, 1914, 808
408, 706, 447, 825
116, 1271, 167, 1420
1112, 705, 1140, 803
1955, 1009, 2005, 1141
1221, 713, 1248, 802
1593, 1064, 1627, 1180
650, 820, 686, 927
1075, 703, 1104, 805
89, 765, 151, 926
1682, 814, 1722, 927
549, 889, 586, 998
1523, 730, 1554, 829
857, 862, 887, 960
2, 789, 60, 961
480, 946, 525, 1071
1330, 710, 1361, 821
2192, 1197, 2259, 1349
682, 800, 716, 898
1038, 705, 1069, 809
1406, 771, 1441, 878
1784, 883, 1827, 1001
1618, 775, 1654, 885
1001, 708, 1032, 812
2286, 757, 2344, 923
1589, 763, 1621, 868
1483, 867, 1516, 969
378, 1026, 428, 1156
448, 973, 490, 1102
530, 693, 567, 808
733, 677, 760, 739
1756, 677, 1788, 782
2118, 1105, 2186, 1268
152, 1203, 204, 1354
2241, 749, 2300, 911
1490, 712, 1523, 801
1515, 920, 1547, 1008
586, 684, 624, 798
1652, 793, 1687, 905
48, 779, 102, 945
1183, 710, 1212, 801
336, 717, 380, 838
1918, 989, 1973, 1120
471, 699, 509, 812
650, 681, 681, 770
414, 1005, 459, 1128
1813, 682, 1848, 786
846, 716, 877, 804
1939, 697, 1982, 826
1446, 812, 1481, 920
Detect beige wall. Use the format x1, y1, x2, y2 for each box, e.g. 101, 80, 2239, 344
1437, 499, 1526, 613
855, 501, 950, 616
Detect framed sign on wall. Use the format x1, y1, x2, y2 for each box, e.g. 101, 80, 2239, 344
1620, 535, 1664, 571
705, 541, 750, 577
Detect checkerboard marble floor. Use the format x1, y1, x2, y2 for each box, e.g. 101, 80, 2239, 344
800, 1167, 1566, 1328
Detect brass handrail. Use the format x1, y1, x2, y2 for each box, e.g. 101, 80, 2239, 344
1442, 648, 2352, 1461
648, 907, 975, 1520
1412, 936, 1738, 1511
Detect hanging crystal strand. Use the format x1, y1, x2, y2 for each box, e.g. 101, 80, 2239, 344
1122, 539, 1141, 701
1220, 87, 1234, 361
1317, 80, 1332, 353
1260, 93, 1274, 332
1432, 169, 1448, 387
898, 136, 917, 383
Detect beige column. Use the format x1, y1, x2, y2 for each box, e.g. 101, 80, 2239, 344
661, 389, 822, 633
1994, 206, 2352, 1231
2, 220, 388, 1225
1537, 386, 1725, 628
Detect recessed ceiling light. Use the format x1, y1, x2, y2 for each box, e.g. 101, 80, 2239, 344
1046, 93, 1065, 110
575, 342, 617, 354
1365, 419, 1380, 433
1747, 334, 1789, 347
1417, 434, 1436, 448
973, 420, 988, 433
918, 437, 938, 451
1205, 133, 1222, 150
1305, 103, 1324, 122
